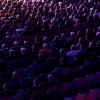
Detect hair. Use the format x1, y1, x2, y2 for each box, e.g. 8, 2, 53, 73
12, 71, 20, 80
71, 45, 76, 50
43, 43, 49, 49
96, 32, 100, 37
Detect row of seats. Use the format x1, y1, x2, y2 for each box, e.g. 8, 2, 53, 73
0, 59, 99, 93
1, 68, 100, 99
64, 89, 100, 100
0, 72, 99, 100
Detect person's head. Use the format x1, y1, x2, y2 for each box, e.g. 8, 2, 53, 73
23, 41, 28, 46
61, 33, 65, 38
14, 41, 19, 47
20, 47, 26, 54
38, 52, 45, 61
16, 14, 20, 19
98, 26, 100, 31
93, 14, 99, 20
96, 41, 100, 47
60, 57, 65, 64
6, 32, 10, 38
60, 48, 65, 54
47, 74, 53, 81
71, 45, 76, 50
86, 28, 90, 34
9, 49, 15, 57
54, 35, 59, 40
89, 42, 95, 48
12, 71, 20, 80
96, 31, 100, 37
32, 77, 40, 87
3, 82, 9, 92
43, 36, 48, 42
2, 44, 6, 50
70, 32, 75, 37
78, 37, 83, 43
43, 43, 49, 49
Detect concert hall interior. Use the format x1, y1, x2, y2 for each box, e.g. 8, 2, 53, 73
0, 0, 100, 100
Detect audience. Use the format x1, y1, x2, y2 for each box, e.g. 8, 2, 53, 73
0, 0, 99, 99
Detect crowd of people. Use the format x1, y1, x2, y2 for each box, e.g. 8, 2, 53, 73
0, 0, 100, 99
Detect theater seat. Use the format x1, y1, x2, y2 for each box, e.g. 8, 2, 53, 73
0, 96, 13, 100
75, 94, 86, 100
81, 74, 94, 90
14, 92, 29, 100
85, 90, 98, 100
61, 82, 72, 96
